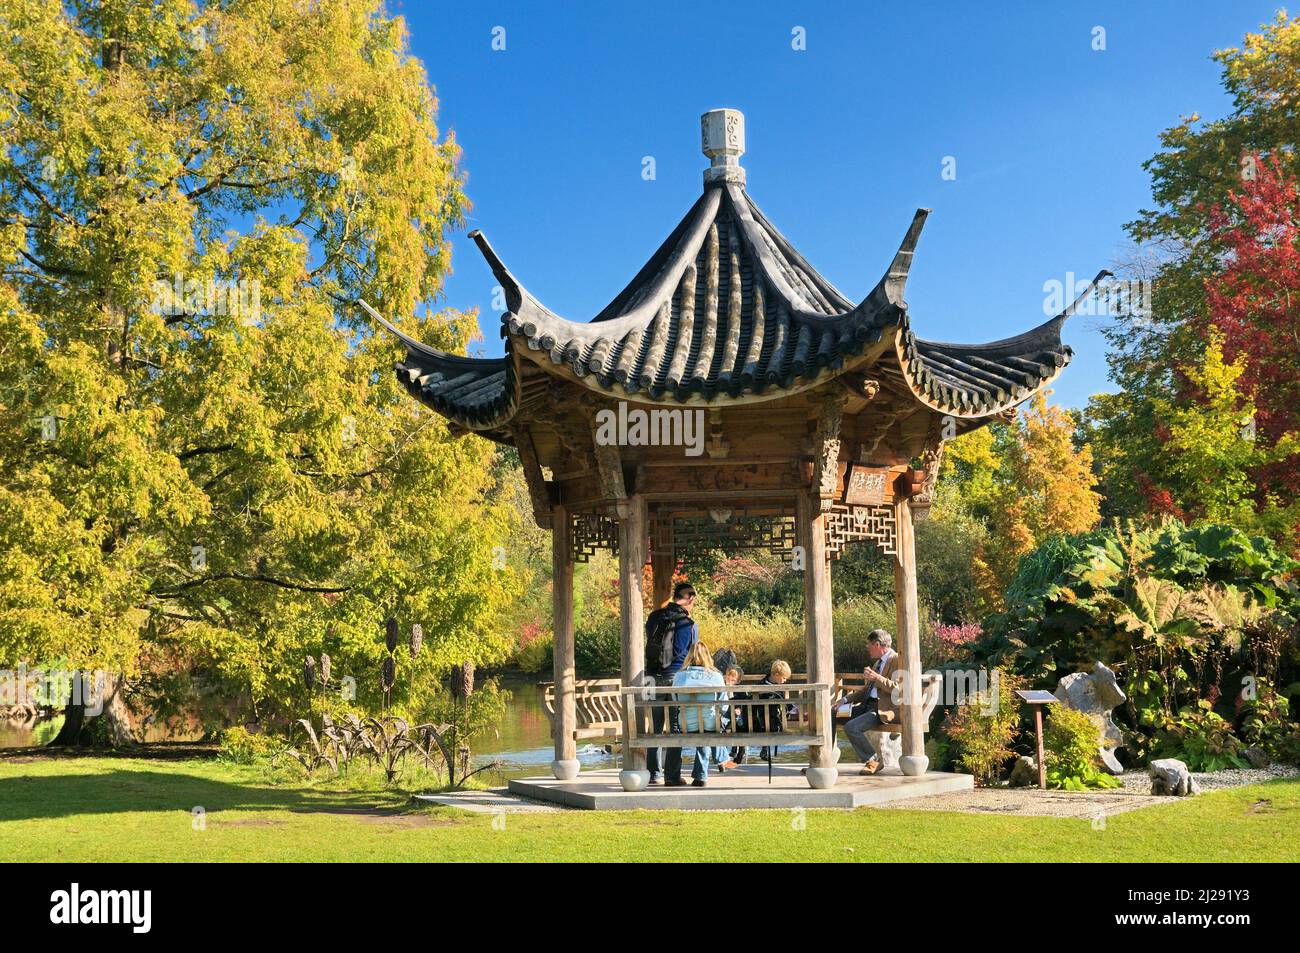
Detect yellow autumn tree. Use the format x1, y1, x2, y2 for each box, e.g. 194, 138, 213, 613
939, 395, 1101, 612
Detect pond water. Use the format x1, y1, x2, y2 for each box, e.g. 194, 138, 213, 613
1, 672, 846, 780
471, 674, 844, 782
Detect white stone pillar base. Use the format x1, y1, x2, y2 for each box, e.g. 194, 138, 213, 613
900, 754, 929, 777
806, 766, 838, 789
619, 769, 651, 792
551, 758, 581, 781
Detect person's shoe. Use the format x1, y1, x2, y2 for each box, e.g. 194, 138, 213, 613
664, 777, 688, 787
720, 760, 737, 770
648, 773, 662, 785
859, 759, 881, 776
691, 779, 707, 787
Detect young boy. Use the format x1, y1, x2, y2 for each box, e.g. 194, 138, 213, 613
712, 665, 744, 770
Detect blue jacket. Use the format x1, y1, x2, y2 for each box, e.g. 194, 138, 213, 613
648, 604, 698, 676
672, 666, 725, 732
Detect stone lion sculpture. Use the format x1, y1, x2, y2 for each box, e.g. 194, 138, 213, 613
1053, 661, 1127, 774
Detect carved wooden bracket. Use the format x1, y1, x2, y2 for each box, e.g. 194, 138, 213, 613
705, 407, 729, 458
809, 393, 846, 511
585, 404, 626, 501
840, 375, 880, 402
511, 425, 554, 529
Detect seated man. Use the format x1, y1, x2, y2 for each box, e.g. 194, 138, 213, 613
842, 629, 900, 775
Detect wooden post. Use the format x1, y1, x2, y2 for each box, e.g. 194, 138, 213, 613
893, 496, 928, 776
797, 491, 837, 788
651, 511, 674, 609
550, 503, 579, 780
1035, 706, 1047, 790
617, 494, 651, 791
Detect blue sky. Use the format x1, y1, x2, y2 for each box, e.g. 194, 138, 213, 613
396, 1, 1282, 409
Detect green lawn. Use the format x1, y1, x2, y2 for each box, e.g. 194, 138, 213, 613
1, 753, 1297, 862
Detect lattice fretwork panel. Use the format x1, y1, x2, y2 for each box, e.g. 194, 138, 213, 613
656, 506, 799, 562
569, 512, 619, 563
825, 504, 897, 559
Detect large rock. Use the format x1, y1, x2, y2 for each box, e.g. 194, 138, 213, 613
1008, 755, 1038, 788
1150, 758, 1201, 796
1054, 661, 1127, 774
1243, 747, 1270, 770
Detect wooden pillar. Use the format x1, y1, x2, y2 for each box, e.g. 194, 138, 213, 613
550, 503, 579, 780
893, 496, 928, 776
617, 495, 650, 790
651, 512, 675, 610
797, 491, 837, 787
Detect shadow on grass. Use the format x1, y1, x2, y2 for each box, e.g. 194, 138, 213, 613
0, 767, 413, 823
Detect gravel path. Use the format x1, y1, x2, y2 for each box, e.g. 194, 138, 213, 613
1117, 763, 1299, 794
875, 763, 1298, 819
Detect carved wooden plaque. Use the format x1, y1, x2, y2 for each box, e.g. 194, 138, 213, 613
844, 465, 889, 506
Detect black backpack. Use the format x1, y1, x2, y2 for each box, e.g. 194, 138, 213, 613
713, 646, 740, 675
645, 605, 685, 675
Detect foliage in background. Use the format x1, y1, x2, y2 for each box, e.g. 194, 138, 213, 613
940, 396, 1101, 613
0, 0, 516, 741
978, 520, 1300, 764
1084, 13, 1300, 547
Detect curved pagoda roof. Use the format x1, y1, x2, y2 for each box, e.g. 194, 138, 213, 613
367, 110, 1103, 441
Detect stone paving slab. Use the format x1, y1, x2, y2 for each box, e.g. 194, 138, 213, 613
413, 788, 563, 813
505, 763, 973, 811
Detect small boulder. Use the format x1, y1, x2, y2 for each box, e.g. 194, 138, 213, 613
1150, 758, 1200, 797
1008, 755, 1038, 788
1243, 747, 1270, 770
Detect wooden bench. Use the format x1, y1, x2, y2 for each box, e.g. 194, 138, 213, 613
540, 671, 942, 746
621, 683, 830, 750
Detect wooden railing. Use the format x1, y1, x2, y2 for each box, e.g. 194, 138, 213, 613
540, 671, 943, 742
620, 683, 831, 749
540, 677, 623, 740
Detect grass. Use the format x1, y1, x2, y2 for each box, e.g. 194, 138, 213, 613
1, 751, 1297, 862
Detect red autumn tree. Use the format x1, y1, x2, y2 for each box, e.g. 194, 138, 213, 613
1203, 156, 1300, 499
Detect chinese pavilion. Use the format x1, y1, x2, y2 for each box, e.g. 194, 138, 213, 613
366, 109, 1098, 793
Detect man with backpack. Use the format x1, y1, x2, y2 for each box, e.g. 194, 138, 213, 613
643, 581, 699, 786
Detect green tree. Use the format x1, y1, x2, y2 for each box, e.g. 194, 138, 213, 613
1086, 12, 1300, 536
0, 0, 515, 743
1153, 332, 1300, 534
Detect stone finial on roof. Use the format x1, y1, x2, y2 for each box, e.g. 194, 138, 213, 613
701, 108, 745, 187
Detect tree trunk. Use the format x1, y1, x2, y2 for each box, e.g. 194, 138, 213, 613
47, 672, 136, 747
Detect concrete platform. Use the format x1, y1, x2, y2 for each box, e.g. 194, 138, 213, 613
506, 762, 973, 810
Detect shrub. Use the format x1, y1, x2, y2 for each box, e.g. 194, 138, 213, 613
1237, 677, 1294, 758
574, 617, 622, 675
219, 726, 283, 764
940, 670, 1022, 785
512, 617, 552, 673
832, 599, 899, 670
1152, 701, 1248, 771
694, 605, 804, 674
1043, 706, 1122, 790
